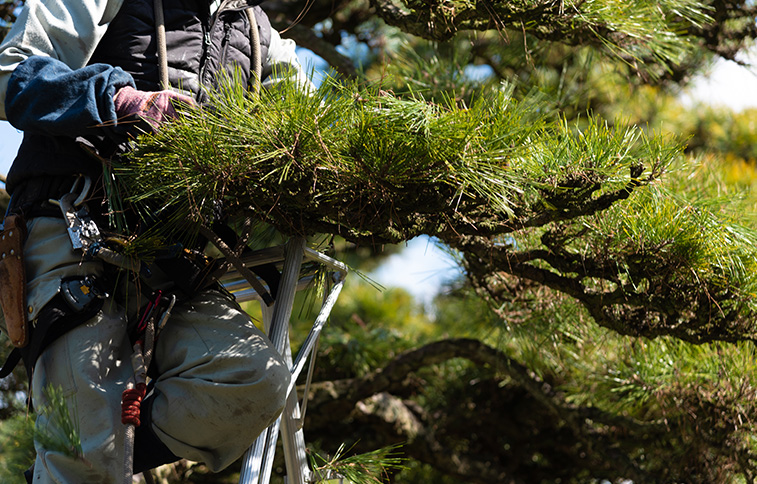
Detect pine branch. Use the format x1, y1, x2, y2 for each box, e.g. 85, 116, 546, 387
115, 77, 676, 248
109, 74, 757, 344
368, 0, 713, 69
197, 224, 274, 304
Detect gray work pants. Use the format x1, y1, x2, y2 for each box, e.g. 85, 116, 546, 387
25, 218, 291, 483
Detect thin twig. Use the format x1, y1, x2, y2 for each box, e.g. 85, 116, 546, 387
199, 225, 274, 305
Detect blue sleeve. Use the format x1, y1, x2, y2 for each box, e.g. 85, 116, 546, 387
5, 55, 135, 138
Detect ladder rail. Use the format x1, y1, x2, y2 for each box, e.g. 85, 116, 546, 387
233, 238, 349, 484
238, 301, 276, 484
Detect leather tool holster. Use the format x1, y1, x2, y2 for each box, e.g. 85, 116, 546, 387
0, 214, 28, 347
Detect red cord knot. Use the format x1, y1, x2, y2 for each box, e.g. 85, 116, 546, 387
121, 382, 147, 426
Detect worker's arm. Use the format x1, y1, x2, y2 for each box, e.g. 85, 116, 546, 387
0, 0, 134, 134
262, 29, 316, 93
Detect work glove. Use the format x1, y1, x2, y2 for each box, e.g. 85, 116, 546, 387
113, 86, 194, 132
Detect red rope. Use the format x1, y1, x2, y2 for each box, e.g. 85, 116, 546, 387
121, 382, 147, 426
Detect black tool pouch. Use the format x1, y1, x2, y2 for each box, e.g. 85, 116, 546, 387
0, 285, 104, 382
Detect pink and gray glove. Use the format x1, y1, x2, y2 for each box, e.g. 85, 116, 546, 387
113, 85, 194, 132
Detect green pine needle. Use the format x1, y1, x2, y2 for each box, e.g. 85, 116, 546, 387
107, 73, 679, 255
34, 385, 83, 462
309, 443, 406, 484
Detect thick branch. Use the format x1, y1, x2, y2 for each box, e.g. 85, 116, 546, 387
306, 338, 663, 482
457, 235, 757, 343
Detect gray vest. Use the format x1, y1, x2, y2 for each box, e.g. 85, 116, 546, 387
89, 0, 272, 99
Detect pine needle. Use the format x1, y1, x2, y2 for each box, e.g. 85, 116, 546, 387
106, 73, 679, 255
309, 443, 406, 483
34, 385, 83, 462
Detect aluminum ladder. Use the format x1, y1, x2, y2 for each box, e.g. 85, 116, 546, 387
219, 238, 349, 484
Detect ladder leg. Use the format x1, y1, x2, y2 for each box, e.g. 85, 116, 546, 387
238, 238, 307, 484
280, 337, 311, 484
238, 302, 277, 484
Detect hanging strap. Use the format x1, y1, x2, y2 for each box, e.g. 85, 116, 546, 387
246, 8, 262, 94
122, 291, 171, 484
154, 0, 169, 90
155, 0, 262, 93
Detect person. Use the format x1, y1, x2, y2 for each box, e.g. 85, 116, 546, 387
0, 0, 312, 482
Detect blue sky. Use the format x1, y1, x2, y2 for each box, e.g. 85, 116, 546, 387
0, 119, 20, 175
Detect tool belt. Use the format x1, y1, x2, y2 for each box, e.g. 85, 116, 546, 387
6, 174, 222, 292
0, 175, 209, 370
0, 175, 104, 352
0, 174, 281, 378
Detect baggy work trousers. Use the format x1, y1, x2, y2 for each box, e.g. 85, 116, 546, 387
24, 218, 291, 483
